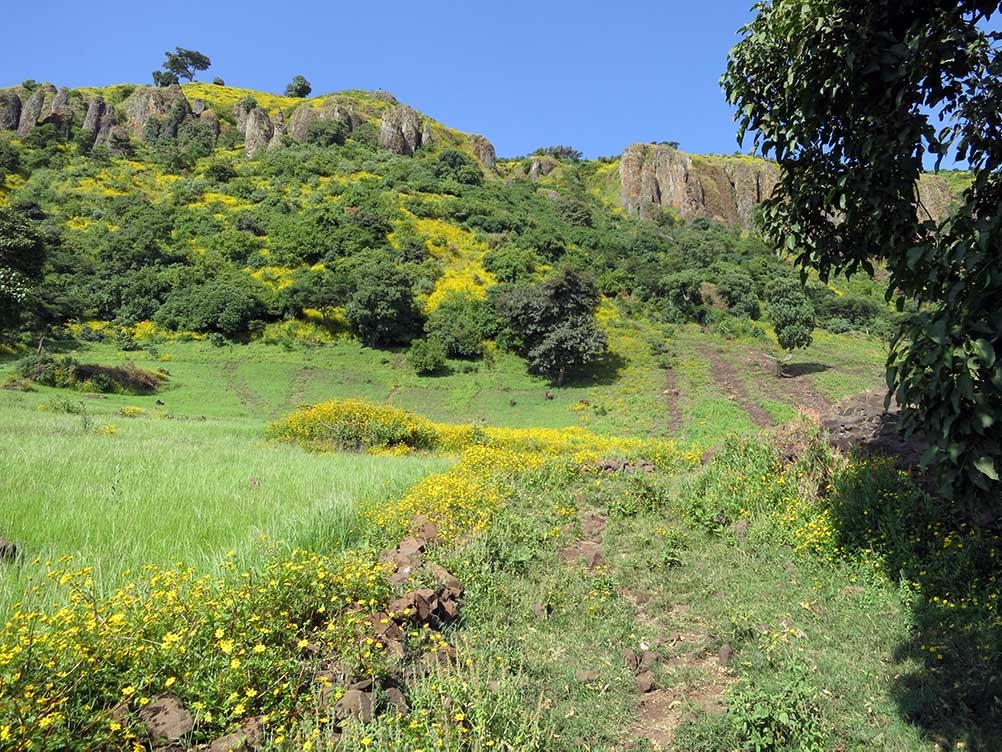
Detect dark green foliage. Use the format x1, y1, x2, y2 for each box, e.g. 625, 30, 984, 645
0, 141, 19, 177
160, 47, 211, 83
276, 267, 349, 318
660, 270, 706, 323
204, 161, 237, 183
492, 268, 607, 384
407, 338, 447, 375
307, 119, 348, 147
15, 354, 166, 394
433, 150, 483, 186
724, 0, 1002, 504
152, 70, 179, 87
212, 77, 225, 86
344, 262, 422, 347
0, 207, 46, 332
284, 76, 312, 98
483, 244, 539, 283
716, 272, 760, 320
533, 146, 582, 161
154, 277, 266, 336
424, 292, 497, 359
767, 278, 814, 354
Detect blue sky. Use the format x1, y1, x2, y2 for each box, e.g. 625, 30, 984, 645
0, 0, 759, 159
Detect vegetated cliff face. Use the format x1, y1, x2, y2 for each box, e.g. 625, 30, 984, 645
0, 82, 499, 167
618, 142, 957, 228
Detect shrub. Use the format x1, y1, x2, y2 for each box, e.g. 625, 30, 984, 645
15, 354, 167, 394
344, 265, 422, 347
424, 292, 497, 359
307, 119, 348, 147
267, 399, 439, 451
408, 338, 447, 375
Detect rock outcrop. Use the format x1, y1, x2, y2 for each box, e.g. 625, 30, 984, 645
121, 85, 190, 137
288, 103, 316, 142
379, 105, 426, 156
917, 174, 956, 222
81, 96, 104, 135
17, 85, 55, 136
268, 110, 286, 152
470, 134, 496, 169
41, 87, 73, 137
0, 91, 21, 130
528, 156, 557, 180
619, 143, 778, 227
244, 107, 273, 157
199, 108, 220, 138
320, 98, 361, 131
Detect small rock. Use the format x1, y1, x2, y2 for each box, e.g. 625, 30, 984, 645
635, 671, 656, 693
0, 538, 18, 563
718, 644, 735, 665
576, 670, 599, 683
731, 519, 750, 540
531, 602, 552, 620
426, 563, 461, 591
332, 689, 373, 723
138, 695, 193, 743
386, 686, 409, 716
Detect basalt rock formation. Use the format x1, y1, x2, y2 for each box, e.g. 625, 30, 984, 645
379, 105, 427, 156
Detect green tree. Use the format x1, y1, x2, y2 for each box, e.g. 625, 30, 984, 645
407, 338, 447, 375
723, 0, 1002, 503
425, 291, 497, 359
0, 207, 46, 332
344, 264, 422, 347
492, 268, 607, 385
160, 47, 211, 83
766, 278, 814, 375
152, 70, 180, 87
284, 75, 312, 98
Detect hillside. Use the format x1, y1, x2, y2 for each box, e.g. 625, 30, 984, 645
1, 80, 997, 752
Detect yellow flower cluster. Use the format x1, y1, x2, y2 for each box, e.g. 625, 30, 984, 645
271, 399, 702, 474
0, 550, 411, 750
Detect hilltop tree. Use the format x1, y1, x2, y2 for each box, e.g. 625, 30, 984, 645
724, 0, 1002, 504
160, 47, 211, 83
284, 75, 312, 98
152, 70, 179, 87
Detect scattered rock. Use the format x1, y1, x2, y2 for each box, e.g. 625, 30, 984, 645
138, 695, 194, 743
593, 457, 656, 474
426, 563, 461, 591
559, 540, 605, 570
635, 670, 657, 693
332, 689, 373, 724
385, 686, 409, 716
208, 716, 265, 752
731, 519, 750, 541
821, 391, 928, 469
717, 644, 735, 665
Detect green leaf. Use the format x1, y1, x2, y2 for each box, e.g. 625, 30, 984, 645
974, 456, 999, 482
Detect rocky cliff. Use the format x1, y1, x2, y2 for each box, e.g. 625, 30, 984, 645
617, 143, 957, 228
619, 143, 778, 226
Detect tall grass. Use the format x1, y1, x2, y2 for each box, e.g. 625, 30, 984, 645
0, 396, 449, 618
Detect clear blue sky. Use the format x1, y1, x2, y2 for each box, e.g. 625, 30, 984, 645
0, 0, 759, 159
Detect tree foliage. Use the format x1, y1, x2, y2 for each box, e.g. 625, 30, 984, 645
160, 47, 211, 83
492, 268, 607, 384
284, 76, 312, 98
724, 0, 1002, 504
0, 207, 46, 332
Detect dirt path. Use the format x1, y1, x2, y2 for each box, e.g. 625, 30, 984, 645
695, 343, 774, 428
285, 367, 313, 411
734, 347, 834, 418
665, 366, 682, 434
223, 362, 266, 411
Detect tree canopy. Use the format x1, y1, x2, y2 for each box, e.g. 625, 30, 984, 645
724, 0, 1002, 505
160, 47, 211, 83
0, 207, 46, 333
284, 75, 312, 98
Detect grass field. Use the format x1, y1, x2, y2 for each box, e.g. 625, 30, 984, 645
5, 324, 966, 752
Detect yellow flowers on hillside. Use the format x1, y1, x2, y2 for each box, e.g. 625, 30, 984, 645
269, 399, 701, 474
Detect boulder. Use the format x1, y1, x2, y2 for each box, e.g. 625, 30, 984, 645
190, 98, 207, 116
243, 108, 273, 157
138, 695, 193, 743
379, 104, 425, 155
470, 134, 496, 169
0, 91, 22, 130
